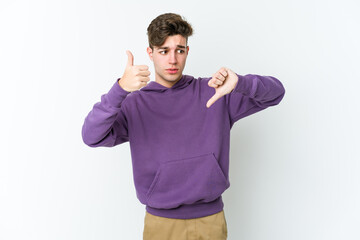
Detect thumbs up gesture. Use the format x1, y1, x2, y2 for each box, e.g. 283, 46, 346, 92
118, 50, 151, 92
206, 67, 239, 108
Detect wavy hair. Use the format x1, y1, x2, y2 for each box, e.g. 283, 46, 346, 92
147, 13, 194, 50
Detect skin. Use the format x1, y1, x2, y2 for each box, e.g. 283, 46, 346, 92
119, 34, 239, 108
146, 34, 189, 88
206, 66, 239, 108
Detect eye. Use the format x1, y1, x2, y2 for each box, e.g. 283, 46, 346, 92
159, 49, 185, 55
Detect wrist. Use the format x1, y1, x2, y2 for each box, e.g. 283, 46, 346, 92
118, 78, 131, 92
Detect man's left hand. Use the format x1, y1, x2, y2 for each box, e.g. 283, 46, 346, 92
206, 67, 238, 108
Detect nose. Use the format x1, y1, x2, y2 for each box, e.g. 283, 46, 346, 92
169, 51, 177, 64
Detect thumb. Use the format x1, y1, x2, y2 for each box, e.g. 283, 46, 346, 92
126, 50, 134, 67
206, 91, 223, 108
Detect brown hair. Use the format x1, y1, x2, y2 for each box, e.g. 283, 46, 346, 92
147, 13, 194, 50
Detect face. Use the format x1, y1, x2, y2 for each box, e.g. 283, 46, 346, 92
147, 34, 189, 88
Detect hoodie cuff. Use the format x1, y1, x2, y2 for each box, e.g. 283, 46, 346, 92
106, 78, 131, 108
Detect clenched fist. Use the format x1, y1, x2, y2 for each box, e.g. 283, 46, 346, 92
118, 50, 151, 92
206, 67, 239, 108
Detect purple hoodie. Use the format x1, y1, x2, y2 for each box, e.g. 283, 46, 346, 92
81, 73, 285, 219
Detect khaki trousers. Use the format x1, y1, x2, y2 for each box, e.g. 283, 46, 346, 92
143, 210, 228, 240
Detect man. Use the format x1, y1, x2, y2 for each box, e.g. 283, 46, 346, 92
82, 12, 285, 240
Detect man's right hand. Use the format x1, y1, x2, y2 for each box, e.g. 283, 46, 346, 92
118, 50, 151, 92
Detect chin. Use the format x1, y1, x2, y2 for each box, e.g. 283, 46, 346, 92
164, 73, 179, 80
171, 75, 182, 82
158, 70, 182, 82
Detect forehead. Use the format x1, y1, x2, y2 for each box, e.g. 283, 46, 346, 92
156, 34, 187, 49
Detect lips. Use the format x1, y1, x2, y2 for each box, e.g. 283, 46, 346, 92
166, 68, 178, 74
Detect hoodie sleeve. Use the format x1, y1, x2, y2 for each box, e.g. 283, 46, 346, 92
225, 73, 285, 127
81, 78, 131, 147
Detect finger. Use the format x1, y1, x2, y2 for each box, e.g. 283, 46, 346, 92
140, 76, 151, 82
213, 70, 226, 81
140, 81, 148, 88
211, 78, 222, 86
213, 76, 224, 85
219, 69, 228, 78
206, 92, 222, 108
139, 70, 151, 77
137, 65, 149, 71
215, 79, 223, 85
215, 74, 225, 81
126, 50, 134, 67
208, 78, 219, 88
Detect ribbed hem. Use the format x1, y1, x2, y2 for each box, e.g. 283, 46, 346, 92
145, 196, 224, 219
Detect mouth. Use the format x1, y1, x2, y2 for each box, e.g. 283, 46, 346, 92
166, 68, 179, 74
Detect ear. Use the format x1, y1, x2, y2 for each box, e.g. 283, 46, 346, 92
147, 47, 153, 62
186, 46, 189, 55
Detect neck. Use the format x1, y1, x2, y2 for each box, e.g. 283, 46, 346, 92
155, 74, 182, 88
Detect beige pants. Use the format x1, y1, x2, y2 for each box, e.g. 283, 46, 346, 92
143, 210, 228, 240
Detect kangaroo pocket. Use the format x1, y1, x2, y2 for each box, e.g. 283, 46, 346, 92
145, 152, 230, 209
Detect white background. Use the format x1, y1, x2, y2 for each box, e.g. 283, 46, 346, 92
1, 0, 359, 239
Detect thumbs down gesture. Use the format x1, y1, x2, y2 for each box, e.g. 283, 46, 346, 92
206, 67, 239, 108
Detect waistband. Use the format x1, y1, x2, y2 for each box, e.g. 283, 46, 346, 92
145, 195, 224, 219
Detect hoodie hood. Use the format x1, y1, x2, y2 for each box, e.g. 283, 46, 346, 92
140, 74, 193, 92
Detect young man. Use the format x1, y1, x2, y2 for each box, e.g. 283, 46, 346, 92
82, 13, 285, 240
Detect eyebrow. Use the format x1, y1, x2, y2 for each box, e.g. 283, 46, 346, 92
157, 45, 186, 50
